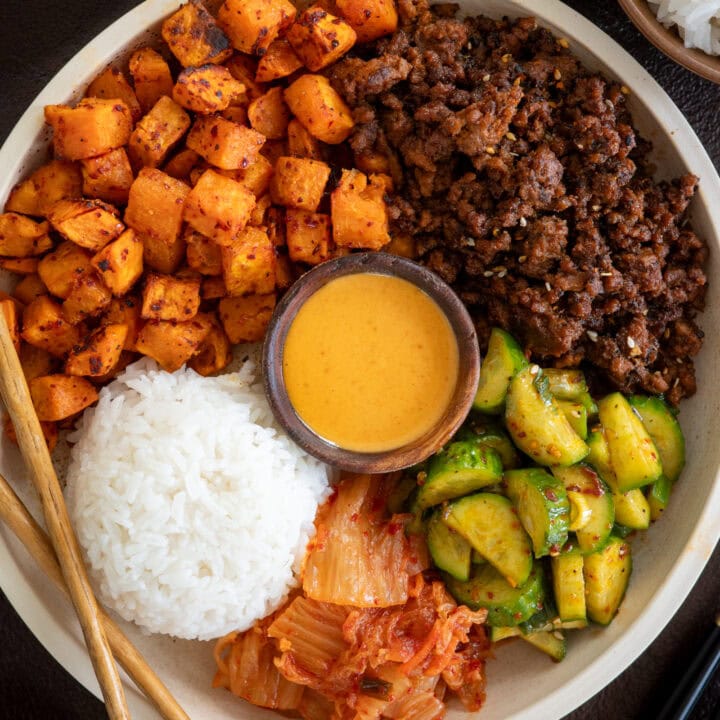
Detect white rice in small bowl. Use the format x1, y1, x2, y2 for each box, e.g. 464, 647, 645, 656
64, 357, 330, 641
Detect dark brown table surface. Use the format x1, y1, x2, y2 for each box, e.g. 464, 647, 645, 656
1, 1, 719, 718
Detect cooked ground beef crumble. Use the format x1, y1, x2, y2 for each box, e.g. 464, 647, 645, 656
331, 0, 707, 404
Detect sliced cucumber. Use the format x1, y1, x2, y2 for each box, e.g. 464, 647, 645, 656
490, 625, 520, 642
598, 393, 663, 491
426, 511, 472, 581
521, 630, 567, 662
551, 550, 587, 622
504, 468, 570, 558
584, 536, 632, 625
456, 416, 521, 469
551, 464, 614, 554
505, 366, 589, 467
647, 474, 673, 521
556, 399, 588, 440
443, 493, 533, 587
471, 548, 487, 564
473, 327, 528, 414
445, 562, 544, 626
544, 368, 598, 416
416, 441, 503, 509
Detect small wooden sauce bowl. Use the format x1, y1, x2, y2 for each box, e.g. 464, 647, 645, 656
262, 252, 480, 473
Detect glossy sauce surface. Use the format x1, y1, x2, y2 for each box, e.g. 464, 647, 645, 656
282, 272, 459, 452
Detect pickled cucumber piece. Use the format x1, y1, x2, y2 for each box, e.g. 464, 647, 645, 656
505, 366, 589, 467
504, 468, 570, 557
521, 630, 567, 662
556, 399, 588, 440
426, 511, 472, 581
551, 550, 587, 622
583, 536, 632, 625
473, 327, 528, 414
543, 368, 597, 415
443, 492, 533, 587
647, 474, 673, 521
456, 415, 521, 469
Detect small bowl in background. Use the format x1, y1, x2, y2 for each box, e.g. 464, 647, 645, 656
263, 252, 480, 473
619, 0, 720, 84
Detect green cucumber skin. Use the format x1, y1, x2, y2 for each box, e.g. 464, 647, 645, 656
520, 631, 567, 662
505, 367, 589, 467
583, 536, 632, 626
426, 512, 472, 581
551, 551, 587, 622
455, 418, 521, 470
504, 468, 570, 558
556, 399, 588, 440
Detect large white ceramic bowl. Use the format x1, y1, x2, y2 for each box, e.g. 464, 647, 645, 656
1, 1, 719, 719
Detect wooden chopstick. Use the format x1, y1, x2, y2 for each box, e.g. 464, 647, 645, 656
0, 470, 191, 720
0, 318, 130, 720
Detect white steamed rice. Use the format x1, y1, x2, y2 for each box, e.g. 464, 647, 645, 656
648, 0, 720, 55
65, 357, 330, 641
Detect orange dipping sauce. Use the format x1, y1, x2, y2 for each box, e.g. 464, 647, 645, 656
282, 272, 460, 453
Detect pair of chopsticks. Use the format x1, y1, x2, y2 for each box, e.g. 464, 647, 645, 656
0, 319, 189, 720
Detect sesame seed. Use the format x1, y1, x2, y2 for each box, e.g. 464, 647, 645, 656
502, 53, 512, 63
664, 329, 671, 339
545, 281, 552, 291
577, 143, 585, 150
557, 38, 570, 48
587, 330, 599, 342
486, 145, 496, 154
483, 270, 494, 278
621, 85, 631, 95
530, 364, 540, 375
627, 337, 636, 349
464, 237, 476, 247
519, 216, 527, 227
498, 270, 507, 278
673, 377, 680, 388
592, 205, 601, 211
483, 74, 491, 82
467, 41, 472, 49
605, 99, 614, 110
600, 271, 612, 277
553, 631, 564, 640
518, 255, 527, 263
553, 68, 562, 80
493, 265, 506, 273
492, 228, 500, 236
506, 131, 517, 141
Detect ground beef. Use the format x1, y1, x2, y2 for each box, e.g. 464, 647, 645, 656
331, 0, 707, 404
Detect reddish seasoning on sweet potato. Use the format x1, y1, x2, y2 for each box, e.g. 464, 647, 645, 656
30, 374, 99, 421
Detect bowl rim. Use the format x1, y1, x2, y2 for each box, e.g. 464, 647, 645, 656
262, 252, 480, 473
0, 1, 718, 719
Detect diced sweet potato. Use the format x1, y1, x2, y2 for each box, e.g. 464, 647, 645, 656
285, 209, 331, 265
19, 343, 56, 382
0, 214, 53, 257
221, 226, 276, 296
163, 148, 201, 181
287, 6, 357, 71
384, 233, 416, 258
0, 298, 20, 351
353, 149, 392, 175
202, 276, 227, 300
266, 207, 286, 247
173, 65, 245, 114
125, 169, 190, 248
270, 156, 330, 211
162, 1, 233, 67
224, 55, 267, 101
3, 414, 59, 452
128, 96, 191, 170
233, 154, 273, 196
186, 115, 266, 170
47, 199, 124, 252
247, 87, 290, 140
141, 232, 187, 275
185, 229, 223, 275
12, 274, 47, 305
331, 169, 389, 249
5, 160, 82, 218
91, 228, 143, 296
284, 74, 354, 144
44, 98, 133, 161
287, 118, 323, 159
274, 252, 297, 290
37, 241, 93, 299
255, 39, 303, 82
102, 296, 142, 351
0, 258, 39, 274
135, 315, 212, 372
183, 169, 256, 246
128, 47, 174, 114
22, 296, 82, 356
65, 324, 128, 377
218, 293, 275, 343
260, 138, 289, 166
218, 0, 296, 55
87, 350, 136, 385
30, 374, 98, 421
336, 0, 398, 43
249, 193, 272, 226
188, 315, 232, 376
86, 66, 142, 122
141, 272, 201, 321
62, 273, 112, 324
221, 105, 249, 126
80, 148, 134, 205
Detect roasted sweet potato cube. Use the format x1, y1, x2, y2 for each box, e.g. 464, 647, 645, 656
218, 293, 275, 343
218, 0, 296, 55
287, 118, 323, 159
162, 1, 233, 67
255, 39, 303, 82
13, 274, 47, 305
185, 229, 223, 275
270, 156, 330, 211
47, 199, 124, 252
354, 149, 392, 175
285, 209, 331, 265
186, 115, 266, 170
80, 148, 134, 205
247, 87, 290, 140
128, 96, 191, 170
128, 47, 174, 114
173, 65, 245, 114
30, 374, 98, 421
331, 169, 389, 249
135, 315, 212, 372
0, 214, 53, 257
5, 160, 83, 218
234, 154, 273, 196
103, 296, 142, 351
86, 66, 142, 122
125, 169, 190, 247
188, 315, 232, 375
19, 343, 56, 382
141, 273, 201, 321
163, 149, 201, 181
44, 98, 133, 161
65, 324, 128, 377
384, 233, 416, 258
37, 241, 93, 299
22, 296, 81, 356
249, 193, 272, 226
225, 55, 267, 101
0, 259, 39, 274
62, 273, 112, 324
91, 228, 144, 296
221, 226, 275, 296
142, 233, 187, 275
183, 169, 256, 246
287, 6, 357, 71
202, 276, 227, 300
284, 75, 354, 144
336, 0, 398, 43
0, 298, 20, 351
221, 106, 249, 126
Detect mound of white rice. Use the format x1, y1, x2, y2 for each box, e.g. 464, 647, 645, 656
65, 358, 330, 641
649, 0, 720, 55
